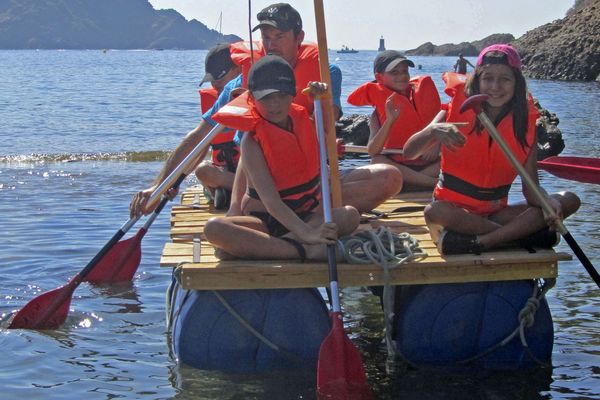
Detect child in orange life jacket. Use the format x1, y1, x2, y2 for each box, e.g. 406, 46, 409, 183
347, 50, 442, 189
403, 44, 580, 255
204, 55, 360, 261
194, 44, 242, 209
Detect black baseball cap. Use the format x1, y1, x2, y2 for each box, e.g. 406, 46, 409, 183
252, 3, 302, 34
374, 50, 415, 73
248, 55, 296, 100
199, 43, 234, 85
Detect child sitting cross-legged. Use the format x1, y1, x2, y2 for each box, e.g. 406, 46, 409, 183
403, 44, 580, 255
204, 55, 360, 261
348, 50, 442, 190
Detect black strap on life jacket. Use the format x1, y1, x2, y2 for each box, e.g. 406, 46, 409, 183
212, 141, 239, 172
439, 172, 512, 201
247, 175, 320, 213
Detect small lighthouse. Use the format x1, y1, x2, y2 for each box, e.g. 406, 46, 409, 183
378, 36, 386, 52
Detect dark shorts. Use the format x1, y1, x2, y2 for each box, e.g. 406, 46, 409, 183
250, 211, 312, 237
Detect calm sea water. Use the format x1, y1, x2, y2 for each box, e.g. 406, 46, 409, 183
1, 50, 599, 399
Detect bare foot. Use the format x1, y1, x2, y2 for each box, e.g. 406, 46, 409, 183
214, 248, 236, 260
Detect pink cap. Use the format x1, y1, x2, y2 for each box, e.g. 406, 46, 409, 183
476, 44, 522, 71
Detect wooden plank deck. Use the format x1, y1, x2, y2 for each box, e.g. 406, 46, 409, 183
161, 186, 571, 290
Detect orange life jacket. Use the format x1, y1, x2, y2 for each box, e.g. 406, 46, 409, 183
198, 88, 240, 171
229, 41, 321, 114
347, 76, 441, 164
434, 72, 539, 215
212, 91, 321, 213
199, 87, 219, 114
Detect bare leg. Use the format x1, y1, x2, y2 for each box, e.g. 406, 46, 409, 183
341, 164, 403, 213
424, 200, 501, 244
372, 155, 438, 189
426, 191, 581, 249
194, 160, 235, 191
479, 191, 581, 248
204, 206, 360, 261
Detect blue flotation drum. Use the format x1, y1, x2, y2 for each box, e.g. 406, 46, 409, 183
392, 280, 553, 371
167, 279, 331, 373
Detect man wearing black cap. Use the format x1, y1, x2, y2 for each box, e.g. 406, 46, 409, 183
199, 43, 240, 93
130, 3, 401, 218
226, 3, 401, 214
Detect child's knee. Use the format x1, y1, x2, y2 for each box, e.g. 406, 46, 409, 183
334, 206, 360, 234
345, 205, 361, 229
559, 191, 581, 216
204, 216, 226, 241
424, 201, 446, 224
371, 164, 403, 195
194, 161, 212, 180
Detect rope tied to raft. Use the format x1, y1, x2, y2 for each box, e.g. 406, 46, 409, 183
458, 278, 555, 367
338, 226, 427, 374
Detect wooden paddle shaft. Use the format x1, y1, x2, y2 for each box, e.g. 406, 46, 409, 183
343, 145, 403, 155
477, 111, 600, 288
476, 113, 567, 234
313, 0, 342, 208
343, 110, 449, 155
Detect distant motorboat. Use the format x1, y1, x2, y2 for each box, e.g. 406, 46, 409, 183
337, 45, 358, 54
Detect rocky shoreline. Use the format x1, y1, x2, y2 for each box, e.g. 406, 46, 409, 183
513, 1, 600, 81
405, 0, 600, 82
336, 102, 564, 161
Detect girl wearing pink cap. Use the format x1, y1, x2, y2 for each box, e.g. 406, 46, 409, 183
403, 44, 580, 255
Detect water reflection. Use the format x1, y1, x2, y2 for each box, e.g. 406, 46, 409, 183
169, 363, 317, 400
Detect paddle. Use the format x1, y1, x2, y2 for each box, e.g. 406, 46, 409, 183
8, 124, 225, 329
83, 185, 176, 284
313, 0, 342, 208
461, 95, 600, 289
342, 144, 404, 155
538, 156, 600, 185
342, 112, 459, 155
313, 97, 371, 400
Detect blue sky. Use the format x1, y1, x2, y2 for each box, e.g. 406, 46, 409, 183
149, 0, 573, 50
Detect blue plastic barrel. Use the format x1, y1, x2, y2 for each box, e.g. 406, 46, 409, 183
168, 281, 331, 373
393, 280, 553, 371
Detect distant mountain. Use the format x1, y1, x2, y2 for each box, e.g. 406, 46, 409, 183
405, 34, 515, 57
0, 0, 241, 49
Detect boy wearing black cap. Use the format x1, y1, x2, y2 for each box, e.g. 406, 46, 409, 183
199, 43, 239, 93
204, 56, 359, 261
348, 50, 442, 189
195, 44, 242, 209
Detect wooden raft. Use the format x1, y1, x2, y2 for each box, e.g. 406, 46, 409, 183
160, 186, 570, 290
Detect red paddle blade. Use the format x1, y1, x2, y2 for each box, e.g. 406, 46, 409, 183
84, 228, 145, 283
538, 156, 600, 185
8, 281, 75, 329
317, 312, 371, 400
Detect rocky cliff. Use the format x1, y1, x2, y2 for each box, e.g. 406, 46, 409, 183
406, 34, 515, 57
0, 0, 241, 49
513, 0, 600, 81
